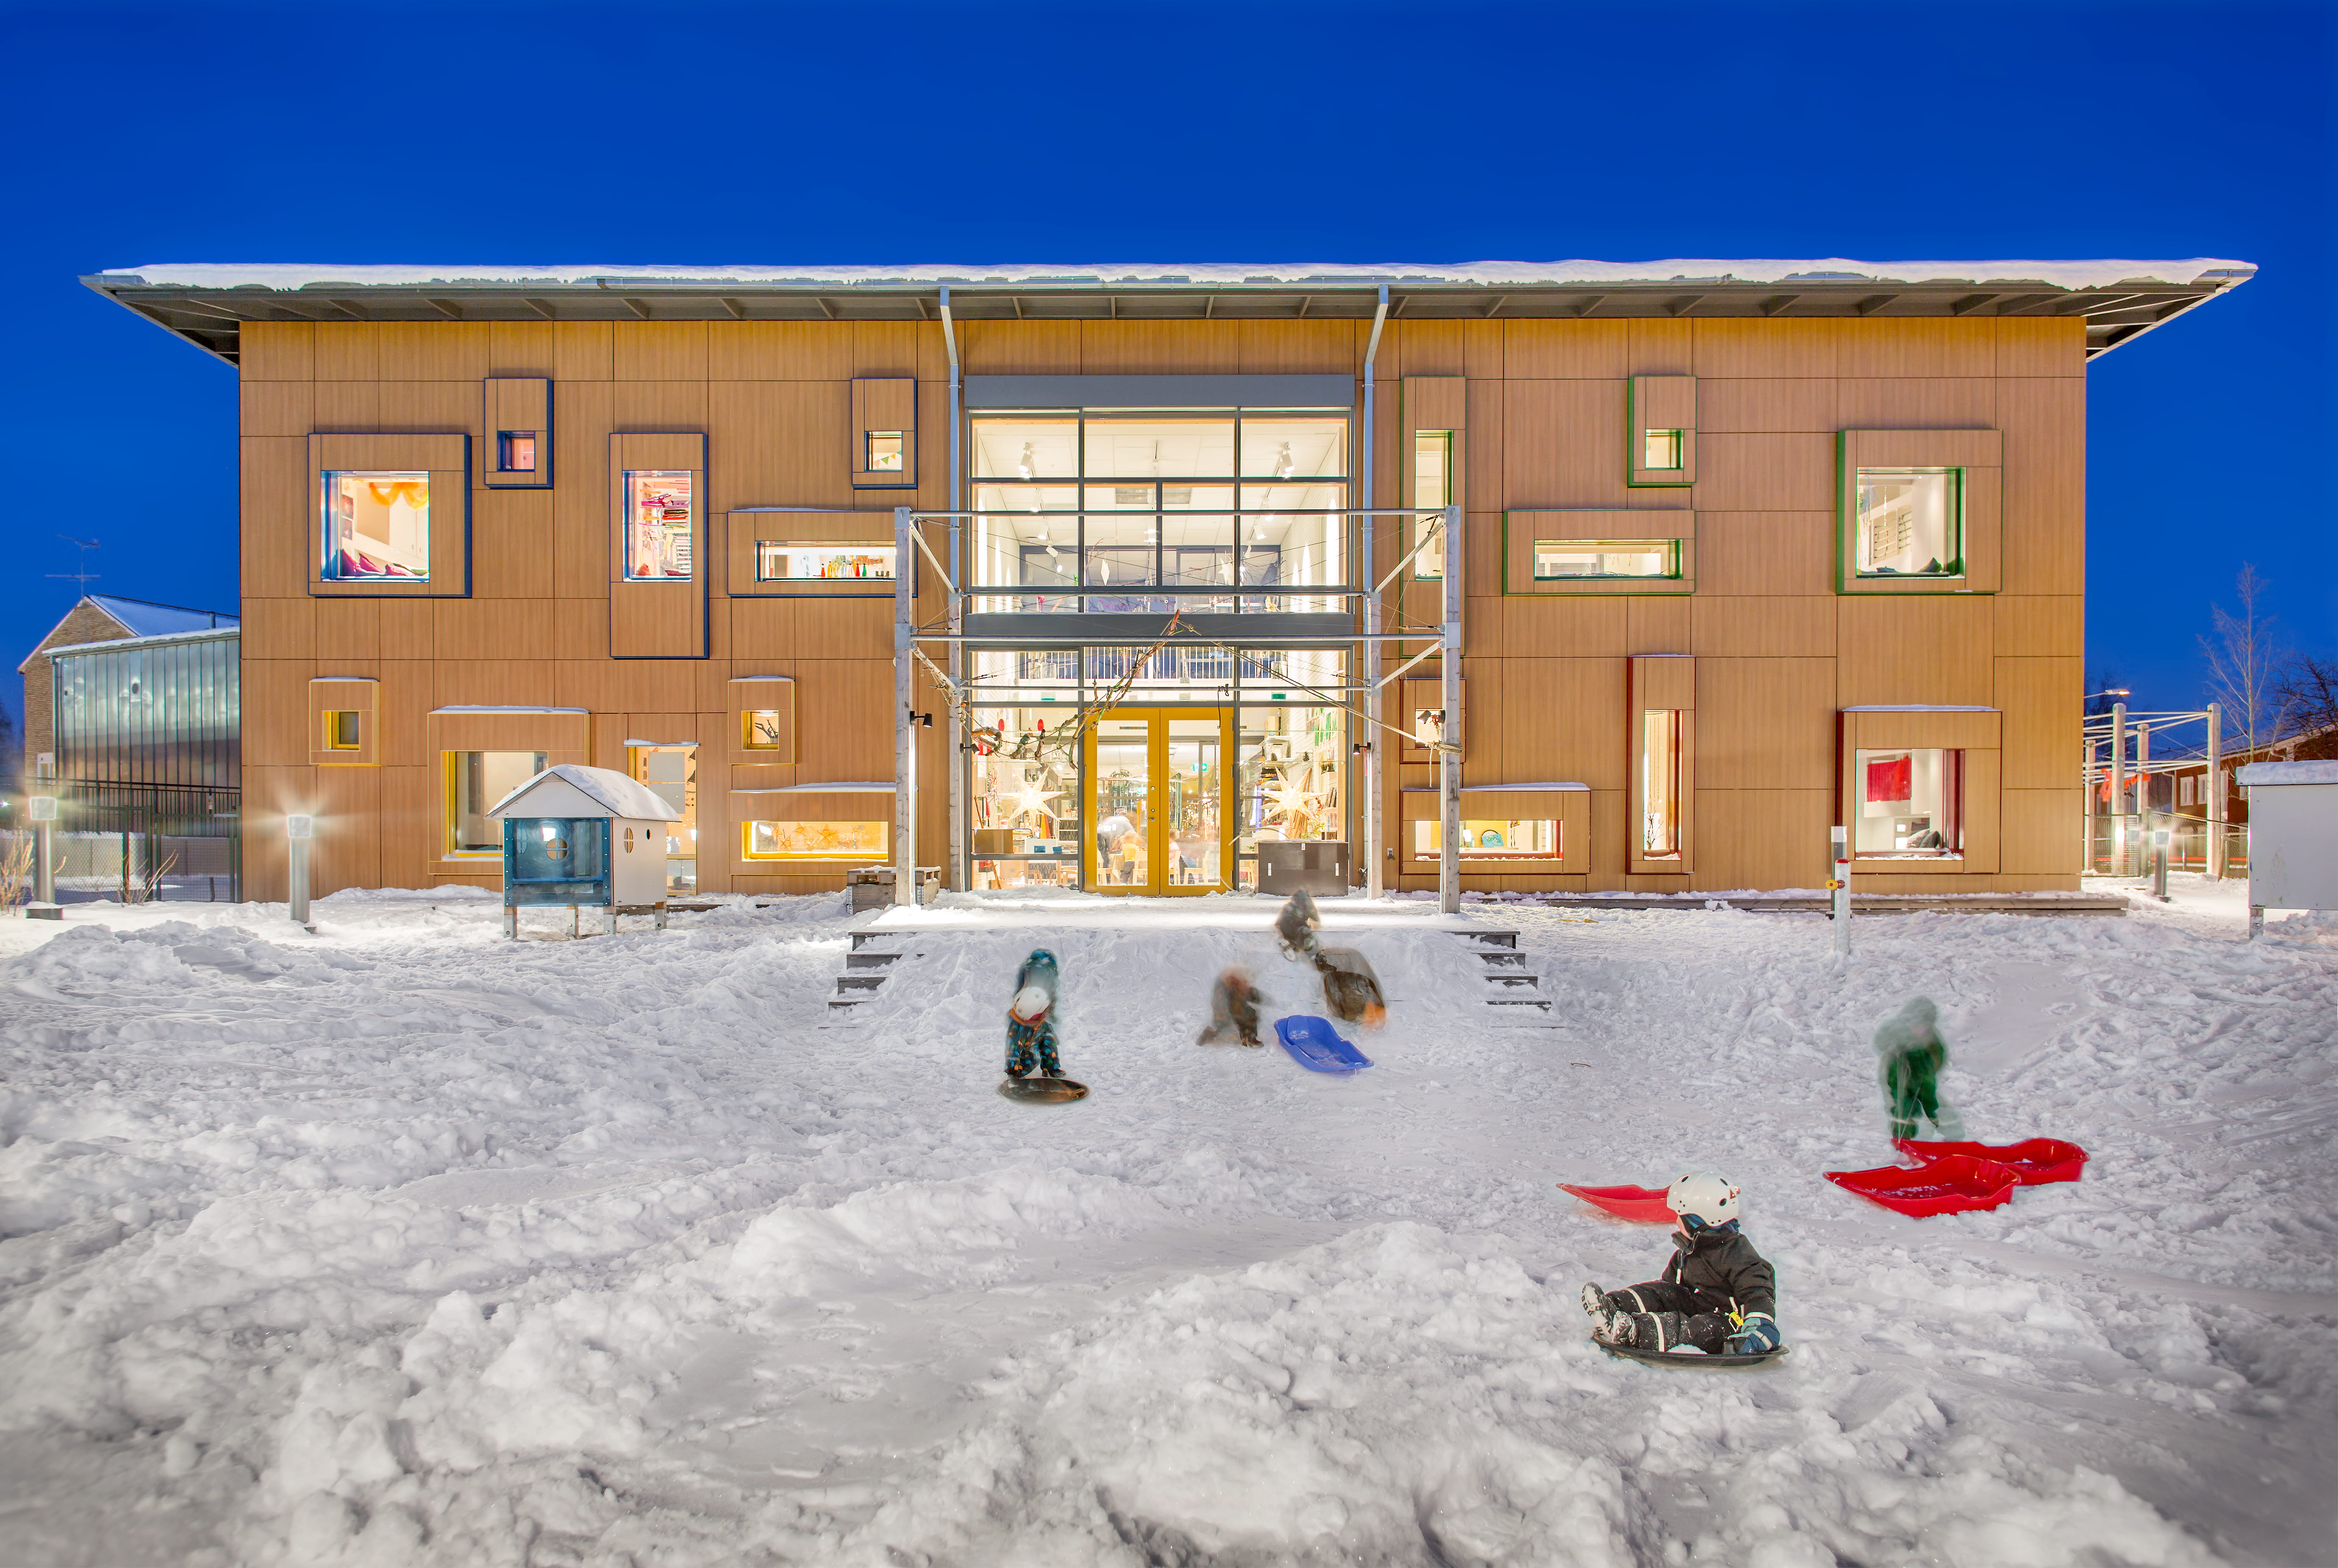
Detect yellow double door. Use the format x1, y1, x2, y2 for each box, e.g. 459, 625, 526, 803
1083, 707, 1234, 895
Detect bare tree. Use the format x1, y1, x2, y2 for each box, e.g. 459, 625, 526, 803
2275, 652, 2338, 743
2199, 564, 2291, 754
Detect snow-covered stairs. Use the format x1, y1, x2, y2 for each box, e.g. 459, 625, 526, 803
830, 931, 909, 1011
1445, 929, 1552, 1012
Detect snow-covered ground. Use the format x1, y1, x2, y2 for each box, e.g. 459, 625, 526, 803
0, 876, 2331, 1567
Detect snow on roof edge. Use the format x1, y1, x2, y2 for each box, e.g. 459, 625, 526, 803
95, 258, 2258, 293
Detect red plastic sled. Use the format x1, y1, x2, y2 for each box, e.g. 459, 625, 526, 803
1894, 1138, 2087, 1185
1559, 1183, 1676, 1224
1824, 1154, 2020, 1217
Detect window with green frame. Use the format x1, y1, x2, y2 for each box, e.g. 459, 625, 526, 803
1854, 468, 1962, 576
1533, 540, 1679, 580
1412, 430, 1452, 578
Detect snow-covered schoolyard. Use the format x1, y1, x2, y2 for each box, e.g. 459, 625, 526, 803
1, 878, 2331, 1568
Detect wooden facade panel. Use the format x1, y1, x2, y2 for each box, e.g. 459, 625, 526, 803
612, 380, 708, 433
1693, 789, 1831, 891
1994, 595, 2084, 657
241, 437, 311, 602
1396, 320, 1463, 377
730, 599, 797, 659
1845, 707, 2000, 753
432, 660, 559, 711
1463, 320, 1504, 380
791, 598, 895, 661
1997, 656, 2083, 789
486, 321, 555, 376
378, 323, 491, 382
551, 599, 608, 662
609, 585, 704, 661
1695, 512, 1832, 596
482, 377, 552, 489
551, 381, 612, 596
1464, 378, 1503, 511
377, 765, 432, 891
1504, 379, 1627, 507
1626, 598, 1691, 655
712, 380, 853, 510
377, 381, 479, 431
1628, 318, 1692, 376
240, 320, 313, 381
1837, 595, 1994, 707
241, 380, 313, 438
1693, 432, 1832, 511
314, 598, 380, 662
433, 598, 556, 663
1502, 320, 1628, 380
613, 321, 709, 382
1995, 318, 2087, 378
2000, 788, 2084, 873
1838, 319, 1996, 379
475, 488, 554, 599
312, 766, 382, 892
959, 320, 1083, 375
313, 324, 382, 382
1692, 596, 1837, 658
242, 661, 315, 769
1835, 377, 1997, 430
552, 322, 614, 381
242, 596, 315, 662
1998, 378, 2086, 596
1695, 378, 1835, 433
1493, 597, 1628, 658
1696, 660, 1836, 791
848, 321, 921, 378
375, 660, 431, 765
790, 660, 897, 780
311, 381, 380, 428
1079, 321, 1242, 374
1693, 319, 1838, 379
704, 321, 854, 380
849, 377, 919, 489
1237, 319, 1359, 373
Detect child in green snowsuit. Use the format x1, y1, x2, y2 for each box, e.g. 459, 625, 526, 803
1872, 996, 1964, 1142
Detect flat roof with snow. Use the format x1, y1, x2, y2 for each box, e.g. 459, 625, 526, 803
81, 257, 2253, 366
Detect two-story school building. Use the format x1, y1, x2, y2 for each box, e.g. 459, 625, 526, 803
84, 259, 2251, 903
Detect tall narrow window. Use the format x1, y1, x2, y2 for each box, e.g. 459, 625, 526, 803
322, 472, 430, 580
1642, 710, 1682, 858
497, 432, 537, 473
623, 471, 694, 581
445, 751, 546, 857
1413, 430, 1452, 578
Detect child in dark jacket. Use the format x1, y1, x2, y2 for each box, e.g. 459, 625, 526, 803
1005, 948, 1064, 1080
1579, 1171, 1781, 1355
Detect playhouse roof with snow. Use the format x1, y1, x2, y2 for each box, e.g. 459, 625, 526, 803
486, 764, 684, 824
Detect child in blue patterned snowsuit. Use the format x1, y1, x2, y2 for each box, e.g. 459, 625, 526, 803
1005, 948, 1064, 1079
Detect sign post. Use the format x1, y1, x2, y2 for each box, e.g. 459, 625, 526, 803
1830, 825, 1851, 955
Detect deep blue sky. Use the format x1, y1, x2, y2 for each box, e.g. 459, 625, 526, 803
4, 0, 2330, 732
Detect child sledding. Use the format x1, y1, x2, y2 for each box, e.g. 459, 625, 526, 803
998, 948, 1087, 1103
1580, 1172, 1785, 1363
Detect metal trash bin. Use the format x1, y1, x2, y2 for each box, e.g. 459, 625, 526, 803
1257, 840, 1350, 897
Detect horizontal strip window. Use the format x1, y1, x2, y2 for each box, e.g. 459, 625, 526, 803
1534, 540, 1680, 580
1410, 819, 1563, 860
755, 542, 896, 582
743, 820, 889, 861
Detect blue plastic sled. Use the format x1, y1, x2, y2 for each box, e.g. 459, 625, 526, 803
1274, 1015, 1374, 1074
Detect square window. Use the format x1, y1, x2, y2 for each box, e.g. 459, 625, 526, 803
1534, 540, 1677, 579
742, 709, 787, 750
322, 472, 430, 581
623, 470, 693, 581
498, 431, 537, 472
1642, 430, 1684, 471
1855, 469, 1961, 576
1855, 747, 1964, 857
324, 710, 362, 750
866, 431, 906, 472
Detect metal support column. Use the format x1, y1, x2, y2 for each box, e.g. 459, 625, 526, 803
2110, 701, 2128, 874
2205, 702, 2224, 879
894, 505, 916, 908
1361, 284, 1389, 899
940, 288, 965, 891
1439, 503, 1462, 915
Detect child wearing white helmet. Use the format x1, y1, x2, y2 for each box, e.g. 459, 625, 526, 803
1005, 948, 1064, 1080
1578, 1171, 1782, 1356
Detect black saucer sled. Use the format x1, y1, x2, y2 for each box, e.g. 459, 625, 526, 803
1598, 1339, 1789, 1370
998, 1075, 1089, 1104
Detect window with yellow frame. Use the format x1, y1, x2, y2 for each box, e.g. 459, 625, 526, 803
740, 819, 889, 861
444, 751, 545, 857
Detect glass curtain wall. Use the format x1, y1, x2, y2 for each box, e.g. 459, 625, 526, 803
969, 411, 1348, 615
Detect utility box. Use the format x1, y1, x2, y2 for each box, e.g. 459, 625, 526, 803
2235, 760, 2338, 936
1257, 840, 1350, 897
487, 764, 684, 936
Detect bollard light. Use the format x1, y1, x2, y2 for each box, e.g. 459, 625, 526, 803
28, 796, 57, 822
285, 814, 315, 928
286, 814, 314, 840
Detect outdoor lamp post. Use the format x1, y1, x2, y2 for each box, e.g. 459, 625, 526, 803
28, 795, 57, 906
285, 813, 314, 929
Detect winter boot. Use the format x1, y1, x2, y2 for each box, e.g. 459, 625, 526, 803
1604, 1310, 1693, 1351
1579, 1283, 1618, 1321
